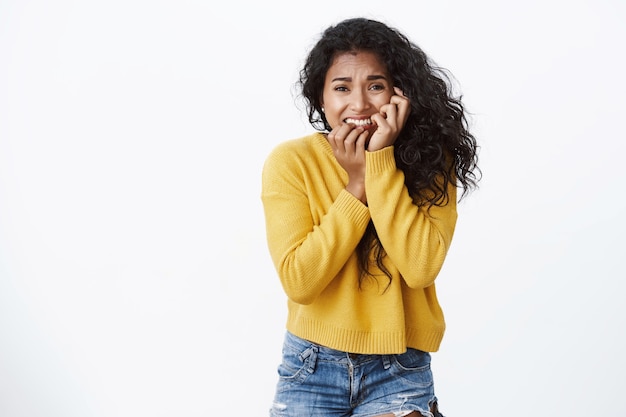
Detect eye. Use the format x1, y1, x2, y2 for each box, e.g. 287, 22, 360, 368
369, 84, 385, 91
334, 86, 349, 92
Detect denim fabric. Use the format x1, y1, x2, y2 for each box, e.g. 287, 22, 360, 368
269, 332, 442, 417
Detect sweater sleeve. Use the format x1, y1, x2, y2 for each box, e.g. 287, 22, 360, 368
365, 147, 458, 289
261, 144, 371, 305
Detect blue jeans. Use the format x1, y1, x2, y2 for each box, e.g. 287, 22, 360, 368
269, 332, 443, 417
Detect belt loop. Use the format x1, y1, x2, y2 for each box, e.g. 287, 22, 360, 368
299, 345, 319, 374
382, 355, 391, 370
307, 345, 318, 373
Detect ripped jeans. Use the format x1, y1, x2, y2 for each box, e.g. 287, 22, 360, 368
269, 332, 444, 417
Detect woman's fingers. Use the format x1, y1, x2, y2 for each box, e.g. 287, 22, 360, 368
390, 87, 410, 126
328, 124, 367, 156
368, 88, 411, 151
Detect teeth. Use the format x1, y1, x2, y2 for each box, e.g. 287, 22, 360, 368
345, 118, 372, 126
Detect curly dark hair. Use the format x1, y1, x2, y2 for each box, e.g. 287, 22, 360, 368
297, 17, 481, 285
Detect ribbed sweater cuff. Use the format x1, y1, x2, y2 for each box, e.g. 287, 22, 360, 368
366, 146, 396, 175
334, 189, 370, 227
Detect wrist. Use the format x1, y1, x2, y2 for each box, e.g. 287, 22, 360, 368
346, 182, 367, 204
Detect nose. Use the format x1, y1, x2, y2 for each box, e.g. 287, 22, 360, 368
350, 89, 371, 112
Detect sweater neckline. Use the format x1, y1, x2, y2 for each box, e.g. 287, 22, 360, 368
311, 132, 334, 158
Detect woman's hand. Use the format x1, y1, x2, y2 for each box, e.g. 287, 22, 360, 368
327, 123, 369, 204
367, 87, 411, 152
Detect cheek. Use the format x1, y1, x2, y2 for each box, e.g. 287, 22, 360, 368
375, 94, 394, 110
324, 113, 341, 130
321, 102, 342, 126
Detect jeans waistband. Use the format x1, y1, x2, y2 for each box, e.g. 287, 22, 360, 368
284, 331, 392, 367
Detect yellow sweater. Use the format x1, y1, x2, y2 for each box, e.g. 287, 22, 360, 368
261, 132, 457, 354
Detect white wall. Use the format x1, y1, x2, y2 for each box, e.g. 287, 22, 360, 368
1, 0, 624, 415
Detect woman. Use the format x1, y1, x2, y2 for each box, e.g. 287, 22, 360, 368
261, 17, 480, 417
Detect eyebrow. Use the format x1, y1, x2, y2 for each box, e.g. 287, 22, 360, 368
331, 75, 388, 82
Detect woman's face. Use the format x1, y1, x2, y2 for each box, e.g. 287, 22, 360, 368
321, 51, 394, 131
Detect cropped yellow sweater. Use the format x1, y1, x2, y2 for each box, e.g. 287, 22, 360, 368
261, 132, 457, 354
